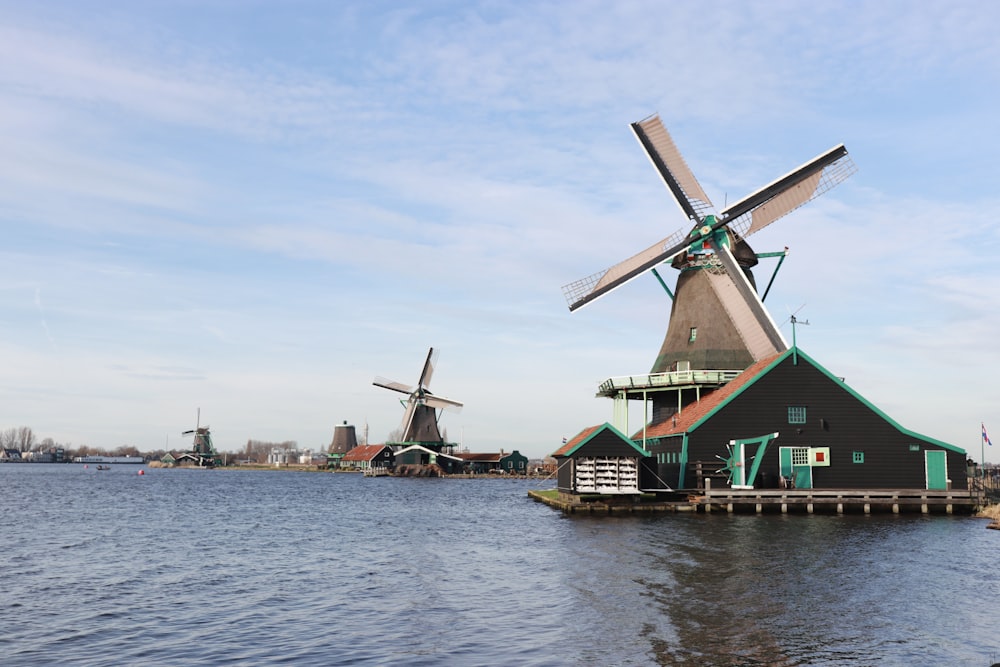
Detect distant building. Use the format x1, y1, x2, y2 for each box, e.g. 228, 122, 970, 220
342, 444, 395, 471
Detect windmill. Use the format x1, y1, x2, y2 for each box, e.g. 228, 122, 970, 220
373, 347, 463, 449
181, 408, 220, 467
563, 114, 855, 374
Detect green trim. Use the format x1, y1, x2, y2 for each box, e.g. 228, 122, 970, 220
740, 433, 779, 487
678, 433, 689, 488
757, 250, 788, 303
651, 268, 674, 301
787, 405, 807, 424
558, 422, 650, 458
686, 347, 966, 456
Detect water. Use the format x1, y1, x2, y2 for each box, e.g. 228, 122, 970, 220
3, 464, 999, 666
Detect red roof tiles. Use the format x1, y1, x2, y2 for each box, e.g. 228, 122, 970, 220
634, 354, 781, 439
551, 424, 603, 457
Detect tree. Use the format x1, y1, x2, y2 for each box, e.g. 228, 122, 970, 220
0, 426, 35, 451
16, 426, 35, 451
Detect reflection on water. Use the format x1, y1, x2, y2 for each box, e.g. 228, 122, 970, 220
4, 465, 1000, 666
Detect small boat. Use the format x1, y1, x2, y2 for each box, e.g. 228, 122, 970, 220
96, 465, 111, 471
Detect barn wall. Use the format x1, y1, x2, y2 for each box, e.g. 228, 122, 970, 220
684, 355, 968, 491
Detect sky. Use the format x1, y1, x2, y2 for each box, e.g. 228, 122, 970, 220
2, 1, 1000, 462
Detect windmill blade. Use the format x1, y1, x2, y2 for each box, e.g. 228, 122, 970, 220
399, 399, 417, 441
720, 145, 856, 239
422, 394, 464, 412
703, 243, 788, 361
418, 347, 438, 389
632, 115, 715, 222
373, 377, 414, 394
562, 227, 690, 310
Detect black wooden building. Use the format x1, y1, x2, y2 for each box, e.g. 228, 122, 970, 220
553, 423, 657, 495
635, 347, 968, 493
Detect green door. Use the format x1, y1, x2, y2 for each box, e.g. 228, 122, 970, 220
925, 450, 947, 490
779, 447, 793, 478
780, 447, 811, 489
793, 465, 812, 489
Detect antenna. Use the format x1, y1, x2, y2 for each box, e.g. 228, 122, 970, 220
789, 311, 810, 364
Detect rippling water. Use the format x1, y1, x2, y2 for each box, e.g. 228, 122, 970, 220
4, 464, 999, 666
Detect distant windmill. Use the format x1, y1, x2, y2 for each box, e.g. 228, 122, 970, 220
181, 408, 219, 467
562, 114, 855, 374
373, 348, 463, 447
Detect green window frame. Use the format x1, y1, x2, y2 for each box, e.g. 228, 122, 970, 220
788, 406, 807, 424
852, 451, 864, 464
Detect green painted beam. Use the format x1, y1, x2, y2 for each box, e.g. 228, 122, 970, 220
651, 267, 674, 301
757, 249, 788, 302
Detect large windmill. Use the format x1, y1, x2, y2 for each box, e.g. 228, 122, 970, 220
564, 114, 855, 373
563, 115, 855, 429
373, 347, 463, 449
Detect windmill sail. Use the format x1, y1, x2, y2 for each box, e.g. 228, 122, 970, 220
721, 144, 856, 238
562, 228, 687, 311
562, 116, 854, 314
632, 115, 715, 222
705, 243, 787, 360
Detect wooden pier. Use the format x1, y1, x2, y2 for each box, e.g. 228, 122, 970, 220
701, 488, 978, 515
528, 487, 981, 515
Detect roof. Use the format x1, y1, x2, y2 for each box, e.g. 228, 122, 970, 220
393, 444, 464, 461
456, 452, 502, 462
552, 423, 649, 458
633, 347, 965, 455
342, 444, 391, 462
552, 424, 602, 457
635, 354, 780, 439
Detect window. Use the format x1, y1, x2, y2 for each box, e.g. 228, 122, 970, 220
788, 406, 807, 424
791, 447, 809, 466
689, 327, 697, 343
853, 451, 864, 464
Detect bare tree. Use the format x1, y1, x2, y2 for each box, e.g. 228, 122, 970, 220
0, 426, 35, 450
16, 427, 35, 451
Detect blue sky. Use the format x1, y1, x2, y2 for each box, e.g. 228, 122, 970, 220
2, 1, 999, 462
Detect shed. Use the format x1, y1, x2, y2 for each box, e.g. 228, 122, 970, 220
552, 423, 657, 495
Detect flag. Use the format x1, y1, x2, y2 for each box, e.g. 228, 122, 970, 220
983, 423, 993, 447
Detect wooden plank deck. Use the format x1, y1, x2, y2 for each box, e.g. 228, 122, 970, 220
528, 488, 983, 515
702, 488, 979, 514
